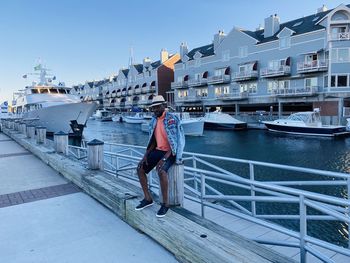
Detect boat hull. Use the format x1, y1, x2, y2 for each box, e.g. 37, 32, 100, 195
182, 119, 204, 136
124, 117, 144, 124
23, 102, 97, 137
204, 121, 247, 130
264, 122, 349, 137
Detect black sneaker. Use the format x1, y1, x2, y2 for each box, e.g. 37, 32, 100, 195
135, 199, 154, 211
156, 204, 169, 218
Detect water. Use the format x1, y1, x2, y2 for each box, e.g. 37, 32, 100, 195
84, 120, 350, 246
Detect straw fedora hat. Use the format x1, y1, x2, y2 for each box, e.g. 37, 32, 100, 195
150, 95, 166, 107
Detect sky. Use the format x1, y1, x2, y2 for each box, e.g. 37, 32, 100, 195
0, 0, 347, 103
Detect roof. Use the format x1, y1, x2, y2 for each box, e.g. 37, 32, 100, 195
122, 69, 129, 77
134, 64, 143, 73
241, 4, 350, 44
151, 60, 161, 69
176, 43, 214, 64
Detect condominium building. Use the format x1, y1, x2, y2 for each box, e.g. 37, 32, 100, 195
171, 4, 350, 124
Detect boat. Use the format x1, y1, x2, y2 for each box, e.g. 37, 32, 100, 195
11, 64, 96, 137
140, 112, 204, 136
202, 110, 247, 130
263, 109, 350, 137
123, 112, 145, 124
95, 109, 113, 122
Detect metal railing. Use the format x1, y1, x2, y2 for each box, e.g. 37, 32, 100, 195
331, 32, 350, 41
233, 71, 259, 81
67, 141, 350, 262
297, 60, 328, 73
207, 74, 231, 84
260, 66, 291, 78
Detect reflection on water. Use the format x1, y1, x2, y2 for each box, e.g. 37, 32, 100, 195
84, 120, 350, 246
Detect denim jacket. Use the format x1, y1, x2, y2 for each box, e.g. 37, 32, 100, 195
147, 112, 185, 162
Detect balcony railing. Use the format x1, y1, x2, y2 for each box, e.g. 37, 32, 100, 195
121, 91, 127, 97
297, 60, 328, 73
331, 32, 350, 41
188, 78, 208, 87
233, 71, 258, 81
217, 91, 249, 100
207, 75, 231, 85
176, 95, 204, 103
274, 87, 318, 97
260, 66, 291, 78
171, 81, 189, 89
134, 88, 141, 95
116, 92, 121, 97
127, 90, 133, 96
149, 86, 156, 93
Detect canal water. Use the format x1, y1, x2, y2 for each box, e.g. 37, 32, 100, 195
84, 120, 349, 247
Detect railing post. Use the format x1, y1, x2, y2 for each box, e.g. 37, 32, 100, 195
87, 139, 104, 170
27, 125, 36, 139
201, 172, 205, 217
249, 163, 256, 216
193, 156, 198, 192
159, 163, 184, 207
20, 123, 27, 135
299, 195, 307, 263
348, 178, 350, 249
54, 131, 68, 155
36, 126, 46, 144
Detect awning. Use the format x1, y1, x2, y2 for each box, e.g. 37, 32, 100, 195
299, 48, 324, 56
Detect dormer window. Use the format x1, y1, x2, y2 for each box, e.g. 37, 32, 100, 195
279, 36, 291, 49
222, 50, 230, 62
238, 46, 248, 58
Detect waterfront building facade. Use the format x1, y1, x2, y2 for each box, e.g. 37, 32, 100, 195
171, 4, 350, 124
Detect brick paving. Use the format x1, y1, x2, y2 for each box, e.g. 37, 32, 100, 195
0, 183, 81, 208
0, 152, 32, 159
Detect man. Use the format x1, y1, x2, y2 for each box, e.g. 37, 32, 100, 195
135, 95, 185, 217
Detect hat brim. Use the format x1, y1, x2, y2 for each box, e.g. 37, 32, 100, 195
150, 102, 166, 108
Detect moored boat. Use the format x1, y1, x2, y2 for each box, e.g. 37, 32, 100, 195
202, 110, 247, 130
12, 64, 96, 137
263, 109, 349, 137
123, 112, 145, 124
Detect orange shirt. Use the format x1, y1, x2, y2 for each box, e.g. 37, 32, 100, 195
155, 112, 171, 151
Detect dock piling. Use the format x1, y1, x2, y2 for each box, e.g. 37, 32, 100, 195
87, 139, 104, 170
54, 131, 68, 154
36, 126, 46, 144
159, 163, 184, 207
27, 125, 36, 139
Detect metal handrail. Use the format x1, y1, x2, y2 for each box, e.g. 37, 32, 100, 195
72, 141, 350, 262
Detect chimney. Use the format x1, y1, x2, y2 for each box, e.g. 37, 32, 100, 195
213, 30, 226, 51
317, 5, 328, 13
143, 57, 151, 68
264, 14, 280, 38
160, 48, 169, 63
180, 42, 188, 60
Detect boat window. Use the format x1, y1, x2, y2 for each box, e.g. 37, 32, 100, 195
31, 89, 38, 94
58, 89, 66, 94
50, 89, 58, 94
66, 89, 70, 94
40, 89, 49, 94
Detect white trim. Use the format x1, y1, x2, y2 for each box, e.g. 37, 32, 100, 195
276, 27, 295, 38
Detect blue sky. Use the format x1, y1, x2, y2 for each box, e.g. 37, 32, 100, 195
0, 0, 347, 103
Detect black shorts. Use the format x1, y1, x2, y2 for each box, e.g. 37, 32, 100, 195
142, 149, 176, 174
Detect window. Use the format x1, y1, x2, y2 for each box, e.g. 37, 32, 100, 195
238, 46, 248, 58
195, 58, 201, 67
222, 50, 230, 61
177, 76, 183, 83
305, 77, 318, 88
292, 21, 303, 27
197, 88, 208, 97
240, 82, 257, 93
338, 75, 348, 87
279, 36, 290, 49
215, 68, 225, 76
331, 76, 336, 87
267, 81, 278, 93
194, 73, 201, 81
331, 48, 350, 62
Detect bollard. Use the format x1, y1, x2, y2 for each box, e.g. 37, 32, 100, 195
54, 131, 69, 154
158, 163, 184, 207
27, 125, 36, 139
36, 126, 46, 144
87, 139, 104, 170
14, 121, 19, 131
9, 120, 14, 130
20, 123, 27, 135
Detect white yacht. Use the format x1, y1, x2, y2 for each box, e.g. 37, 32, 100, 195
123, 112, 145, 124
263, 109, 349, 137
203, 110, 247, 130
12, 65, 97, 137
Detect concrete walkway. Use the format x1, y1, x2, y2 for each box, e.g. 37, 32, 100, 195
0, 133, 178, 263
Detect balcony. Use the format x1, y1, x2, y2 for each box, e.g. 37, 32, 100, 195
260, 66, 291, 78
127, 90, 133, 96
274, 87, 318, 97
141, 87, 148, 93
116, 91, 121, 97
177, 95, 204, 103
331, 32, 350, 41
233, 71, 259, 82
217, 91, 249, 101
134, 88, 141, 95
207, 75, 231, 85
121, 91, 127, 97
171, 81, 189, 89
188, 78, 208, 87
149, 86, 156, 93
297, 60, 328, 73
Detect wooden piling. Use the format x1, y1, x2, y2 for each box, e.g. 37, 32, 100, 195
54, 131, 68, 155
36, 126, 46, 144
159, 163, 184, 207
87, 139, 104, 170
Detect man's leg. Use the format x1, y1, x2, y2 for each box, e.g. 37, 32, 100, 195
158, 169, 168, 206
137, 165, 152, 201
